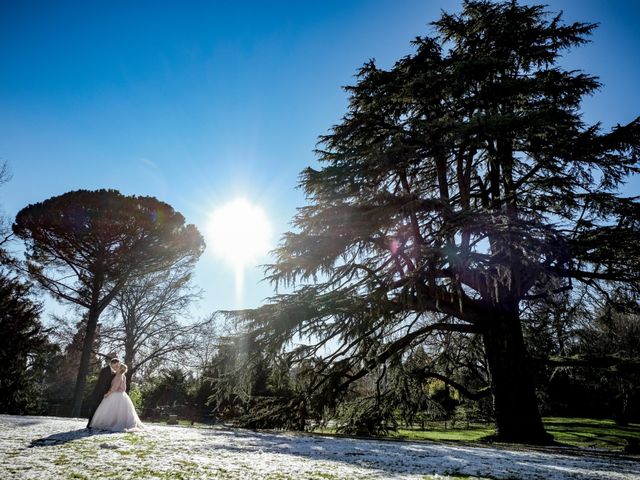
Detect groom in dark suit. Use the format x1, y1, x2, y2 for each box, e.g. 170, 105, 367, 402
86, 355, 120, 429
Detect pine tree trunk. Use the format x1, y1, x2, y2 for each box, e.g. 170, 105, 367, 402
482, 307, 552, 444
70, 308, 100, 417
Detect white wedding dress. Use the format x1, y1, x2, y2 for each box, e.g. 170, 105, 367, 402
90, 372, 144, 432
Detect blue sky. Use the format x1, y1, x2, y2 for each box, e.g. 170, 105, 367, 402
1, 0, 639, 321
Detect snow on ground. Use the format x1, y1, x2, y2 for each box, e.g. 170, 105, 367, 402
1, 415, 638, 480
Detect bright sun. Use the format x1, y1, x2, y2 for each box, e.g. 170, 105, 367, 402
207, 198, 272, 272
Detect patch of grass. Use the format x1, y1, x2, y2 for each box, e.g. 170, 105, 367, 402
68, 473, 89, 480
322, 417, 640, 451
310, 473, 340, 479
392, 424, 494, 442
66, 441, 100, 461
116, 465, 204, 480
158, 471, 196, 480
114, 448, 136, 456
3, 448, 22, 458
455, 476, 493, 480
123, 467, 167, 478
53, 453, 70, 466
543, 417, 640, 450
134, 446, 156, 459
143, 418, 212, 428
207, 467, 236, 479
424, 476, 488, 480
123, 432, 144, 444
261, 474, 346, 480
101, 435, 159, 460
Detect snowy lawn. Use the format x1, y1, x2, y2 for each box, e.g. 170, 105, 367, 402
1, 415, 638, 479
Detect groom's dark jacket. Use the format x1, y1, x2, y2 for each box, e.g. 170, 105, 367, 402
92, 366, 115, 401
87, 365, 115, 426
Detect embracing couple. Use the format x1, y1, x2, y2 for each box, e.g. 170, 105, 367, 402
86, 356, 144, 432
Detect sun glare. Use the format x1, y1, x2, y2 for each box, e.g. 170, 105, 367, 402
207, 198, 272, 299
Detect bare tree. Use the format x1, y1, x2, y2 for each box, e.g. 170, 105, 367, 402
0, 161, 14, 257
100, 268, 210, 386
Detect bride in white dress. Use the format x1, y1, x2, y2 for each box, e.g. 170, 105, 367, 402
89, 363, 144, 432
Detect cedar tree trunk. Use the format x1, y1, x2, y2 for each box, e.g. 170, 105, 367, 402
482, 305, 551, 444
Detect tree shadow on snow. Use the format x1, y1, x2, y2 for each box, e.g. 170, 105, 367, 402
192, 428, 640, 479
29, 428, 111, 447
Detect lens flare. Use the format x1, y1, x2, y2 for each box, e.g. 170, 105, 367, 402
207, 198, 272, 304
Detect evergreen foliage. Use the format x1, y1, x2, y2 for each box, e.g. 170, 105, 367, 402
575, 289, 640, 424
225, 0, 640, 444
140, 367, 193, 418
0, 275, 57, 414
44, 316, 102, 416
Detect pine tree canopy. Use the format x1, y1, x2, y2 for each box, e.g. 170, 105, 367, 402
13, 189, 206, 416
13, 189, 205, 306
